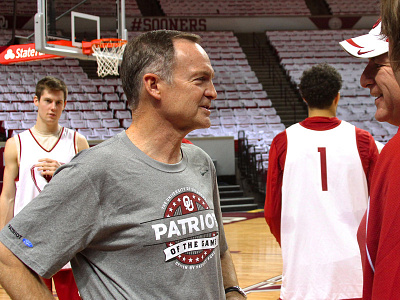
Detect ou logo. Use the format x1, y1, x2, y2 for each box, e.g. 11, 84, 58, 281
183, 195, 194, 211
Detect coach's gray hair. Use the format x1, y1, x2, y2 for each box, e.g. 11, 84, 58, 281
381, 0, 400, 71
120, 30, 201, 111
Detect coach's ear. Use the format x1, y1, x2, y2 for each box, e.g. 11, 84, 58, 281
143, 73, 162, 101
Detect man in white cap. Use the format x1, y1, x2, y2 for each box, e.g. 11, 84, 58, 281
340, 19, 388, 58
340, 20, 400, 300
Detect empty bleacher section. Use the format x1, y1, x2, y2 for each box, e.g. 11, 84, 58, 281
176, 31, 286, 142
0, 0, 141, 17
0, 29, 34, 45
158, 0, 311, 16
237, 32, 308, 126
267, 28, 398, 143
0, 57, 130, 140
1, 30, 282, 145
2, 13, 392, 209
325, 0, 380, 15
1, 29, 281, 209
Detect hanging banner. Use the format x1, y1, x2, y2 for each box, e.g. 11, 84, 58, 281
0, 40, 73, 64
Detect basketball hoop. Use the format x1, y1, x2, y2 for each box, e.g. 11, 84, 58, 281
83, 38, 127, 78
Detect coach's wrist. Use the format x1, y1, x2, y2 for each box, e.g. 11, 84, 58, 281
225, 286, 247, 298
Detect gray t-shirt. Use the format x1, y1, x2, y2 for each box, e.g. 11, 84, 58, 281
0, 132, 228, 299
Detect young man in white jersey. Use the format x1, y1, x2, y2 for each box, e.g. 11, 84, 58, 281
264, 63, 379, 300
0, 76, 89, 299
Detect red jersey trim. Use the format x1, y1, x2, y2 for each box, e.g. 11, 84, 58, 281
17, 133, 22, 162
30, 165, 43, 193
73, 131, 78, 154
182, 138, 193, 144
28, 127, 65, 153
299, 116, 341, 131
15, 134, 22, 182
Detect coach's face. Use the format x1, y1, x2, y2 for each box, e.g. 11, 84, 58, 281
159, 39, 217, 132
360, 53, 400, 126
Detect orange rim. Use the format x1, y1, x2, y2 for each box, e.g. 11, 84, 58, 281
82, 38, 127, 55
91, 38, 127, 49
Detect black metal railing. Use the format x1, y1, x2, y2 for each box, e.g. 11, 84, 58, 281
237, 130, 268, 195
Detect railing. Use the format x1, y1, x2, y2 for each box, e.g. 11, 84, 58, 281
252, 32, 303, 123
237, 130, 267, 195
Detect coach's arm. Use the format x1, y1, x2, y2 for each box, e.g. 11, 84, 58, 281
0, 242, 54, 299
221, 249, 247, 299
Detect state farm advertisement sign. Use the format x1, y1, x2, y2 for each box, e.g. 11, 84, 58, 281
0, 41, 73, 64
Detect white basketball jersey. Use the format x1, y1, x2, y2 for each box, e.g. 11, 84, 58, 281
14, 128, 77, 216
280, 121, 367, 299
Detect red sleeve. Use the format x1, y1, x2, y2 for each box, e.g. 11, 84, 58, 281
182, 138, 193, 144
369, 141, 400, 299
355, 127, 379, 194
264, 130, 287, 246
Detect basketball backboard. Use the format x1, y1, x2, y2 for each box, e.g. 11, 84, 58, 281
35, 0, 127, 60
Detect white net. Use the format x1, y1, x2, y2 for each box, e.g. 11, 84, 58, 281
92, 40, 127, 77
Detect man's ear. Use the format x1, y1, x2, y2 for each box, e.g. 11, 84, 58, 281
333, 92, 340, 106
33, 95, 39, 107
143, 73, 162, 100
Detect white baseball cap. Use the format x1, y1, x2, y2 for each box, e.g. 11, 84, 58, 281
339, 20, 388, 58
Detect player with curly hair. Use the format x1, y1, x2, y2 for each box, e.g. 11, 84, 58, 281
265, 63, 379, 300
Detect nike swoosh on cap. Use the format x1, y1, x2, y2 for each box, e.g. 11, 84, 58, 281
345, 39, 374, 55
357, 49, 374, 55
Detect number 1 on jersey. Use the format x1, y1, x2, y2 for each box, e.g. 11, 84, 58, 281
318, 147, 328, 191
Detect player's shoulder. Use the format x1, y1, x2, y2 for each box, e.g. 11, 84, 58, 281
3, 135, 19, 160
272, 129, 287, 145
4, 135, 17, 150
75, 131, 87, 141
75, 132, 90, 151
352, 124, 374, 139
11, 128, 30, 139
61, 127, 79, 136
4, 130, 28, 149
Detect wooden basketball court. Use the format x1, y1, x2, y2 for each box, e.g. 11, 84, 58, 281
0, 211, 282, 300
223, 211, 282, 300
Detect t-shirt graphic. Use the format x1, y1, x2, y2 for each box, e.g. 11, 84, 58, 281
149, 187, 219, 269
